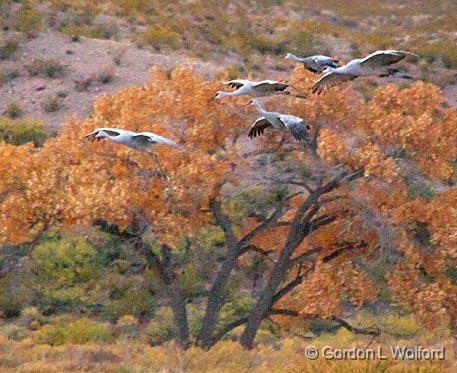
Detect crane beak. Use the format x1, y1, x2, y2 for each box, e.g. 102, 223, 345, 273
208, 93, 218, 102
84, 132, 98, 141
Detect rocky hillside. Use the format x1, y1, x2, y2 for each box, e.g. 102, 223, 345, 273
1, 0, 456, 131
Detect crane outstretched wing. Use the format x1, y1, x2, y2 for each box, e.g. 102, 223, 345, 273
312, 72, 355, 94
134, 132, 178, 147
253, 81, 289, 93
223, 80, 251, 89
279, 116, 310, 142
304, 56, 338, 73
360, 50, 417, 68
248, 117, 271, 138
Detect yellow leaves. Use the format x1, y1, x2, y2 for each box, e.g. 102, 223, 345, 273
354, 143, 397, 181
110, 159, 129, 176
317, 129, 347, 163
386, 259, 451, 330
0, 66, 250, 245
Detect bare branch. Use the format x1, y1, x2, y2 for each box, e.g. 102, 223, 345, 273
208, 317, 250, 347
323, 241, 366, 263
238, 202, 289, 247
309, 214, 337, 233
318, 195, 343, 206
209, 197, 237, 249
266, 176, 315, 193
269, 308, 299, 316
270, 265, 314, 305
288, 247, 321, 268
331, 316, 380, 336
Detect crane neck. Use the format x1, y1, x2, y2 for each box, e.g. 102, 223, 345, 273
288, 53, 304, 62
252, 99, 266, 114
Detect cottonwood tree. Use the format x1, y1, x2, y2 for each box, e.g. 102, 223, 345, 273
0, 67, 244, 347
0, 67, 455, 349
198, 69, 457, 349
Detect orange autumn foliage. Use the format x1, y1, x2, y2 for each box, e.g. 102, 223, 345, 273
0, 67, 244, 246
0, 66, 456, 336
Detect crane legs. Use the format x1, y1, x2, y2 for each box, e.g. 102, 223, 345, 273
149, 152, 168, 180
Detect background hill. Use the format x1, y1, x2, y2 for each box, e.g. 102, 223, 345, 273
1, 0, 457, 129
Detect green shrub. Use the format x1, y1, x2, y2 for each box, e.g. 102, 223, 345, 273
0, 325, 29, 341
96, 68, 115, 84
19, 306, 45, 330
0, 116, 47, 146
29, 236, 102, 313
33, 318, 112, 346
14, 6, 42, 34
74, 76, 93, 91
103, 287, 156, 322
0, 289, 22, 318
114, 315, 140, 339
0, 68, 20, 85
26, 58, 64, 78
418, 41, 457, 69
42, 95, 60, 112
111, 47, 126, 66
3, 102, 22, 118
288, 30, 315, 55
59, 23, 118, 40
186, 304, 204, 337
382, 314, 419, 338
242, 33, 284, 55
139, 26, 180, 50
445, 267, 457, 285
32, 236, 101, 287
145, 308, 175, 346
0, 39, 19, 60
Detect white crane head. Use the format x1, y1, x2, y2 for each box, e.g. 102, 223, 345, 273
284, 53, 293, 59
245, 98, 259, 107
320, 65, 337, 74
211, 91, 231, 100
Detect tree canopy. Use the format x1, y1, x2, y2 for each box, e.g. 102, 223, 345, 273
0, 66, 455, 349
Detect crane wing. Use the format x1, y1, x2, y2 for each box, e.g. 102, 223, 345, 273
131, 134, 154, 148
279, 116, 309, 142
248, 117, 271, 138
253, 81, 289, 92
312, 72, 356, 94
223, 80, 251, 89
101, 129, 122, 137
135, 132, 178, 147
304, 56, 338, 73
360, 50, 417, 68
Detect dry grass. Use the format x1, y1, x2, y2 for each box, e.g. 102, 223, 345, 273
0, 332, 453, 372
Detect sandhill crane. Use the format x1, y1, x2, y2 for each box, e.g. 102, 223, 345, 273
312, 50, 417, 94
284, 53, 339, 73
212, 79, 307, 99
84, 128, 178, 177
247, 99, 311, 144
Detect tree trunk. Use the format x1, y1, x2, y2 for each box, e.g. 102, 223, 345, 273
168, 283, 190, 348
240, 193, 319, 348
239, 243, 295, 348
135, 236, 190, 349
197, 248, 240, 348
197, 196, 288, 349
